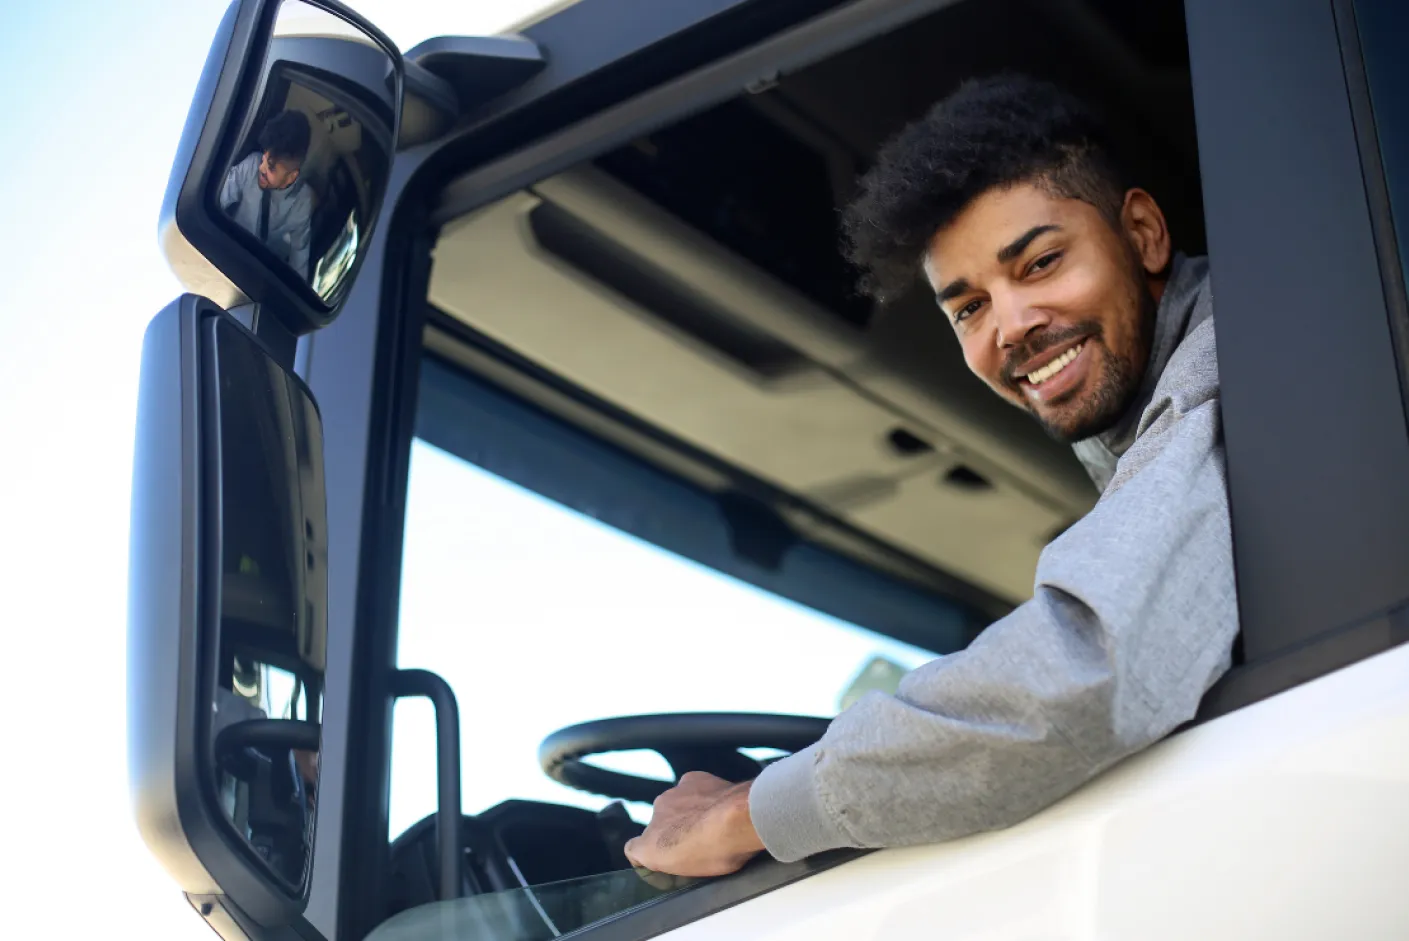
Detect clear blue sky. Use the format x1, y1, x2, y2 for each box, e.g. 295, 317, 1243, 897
0, 2, 932, 935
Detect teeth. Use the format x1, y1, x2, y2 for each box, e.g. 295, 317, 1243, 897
1025, 342, 1083, 385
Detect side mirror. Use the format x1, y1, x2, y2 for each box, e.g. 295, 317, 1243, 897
161, 0, 403, 334
128, 295, 328, 924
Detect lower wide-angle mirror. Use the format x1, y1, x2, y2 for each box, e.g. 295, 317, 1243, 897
208, 308, 328, 889
129, 294, 328, 925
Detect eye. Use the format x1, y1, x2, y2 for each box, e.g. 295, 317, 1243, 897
1026, 250, 1063, 277
952, 298, 985, 324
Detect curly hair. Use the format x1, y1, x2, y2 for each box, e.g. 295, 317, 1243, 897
840, 74, 1129, 305
259, 109, 312, 166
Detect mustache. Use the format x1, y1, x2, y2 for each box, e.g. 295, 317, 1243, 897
1000, 322, 1099, 386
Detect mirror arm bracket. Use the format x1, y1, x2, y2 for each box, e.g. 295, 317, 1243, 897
228, 302, 299, 371
390, 669, 463, 901
405, 34, 547, 115
404, 59, 461, 121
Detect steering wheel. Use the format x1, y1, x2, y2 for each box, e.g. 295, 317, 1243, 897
538, 713, 830, 803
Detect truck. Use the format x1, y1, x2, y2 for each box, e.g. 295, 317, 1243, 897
128, 0, 1409, 938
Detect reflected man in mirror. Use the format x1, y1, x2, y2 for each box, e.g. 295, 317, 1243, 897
220, 109, 314, 281
626, 74, 1239, 876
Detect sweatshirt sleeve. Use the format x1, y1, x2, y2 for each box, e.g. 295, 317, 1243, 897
220, 153, 255, 213
749, 322, 1239, 862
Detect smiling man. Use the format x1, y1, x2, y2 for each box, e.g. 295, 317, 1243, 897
625, 74, 1240, 876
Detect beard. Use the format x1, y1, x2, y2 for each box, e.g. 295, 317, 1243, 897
1003, 273, 1158, 445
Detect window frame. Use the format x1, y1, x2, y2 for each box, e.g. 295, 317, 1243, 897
302, 0, 1409, 938
1184, 0, 1409, 717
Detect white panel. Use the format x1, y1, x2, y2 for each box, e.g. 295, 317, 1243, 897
833, 468, 1064, 602
431, 194, 922, 493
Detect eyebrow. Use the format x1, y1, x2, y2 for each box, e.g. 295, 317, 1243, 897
997, 224, 1062, 263
933, 224, 1064, 309
934, 277, 971, 307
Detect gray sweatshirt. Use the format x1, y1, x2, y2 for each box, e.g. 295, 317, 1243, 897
219, 152, 314, 281
749, 254, 1238, 861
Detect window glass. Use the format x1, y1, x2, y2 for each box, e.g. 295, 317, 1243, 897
390, 438, 937, 838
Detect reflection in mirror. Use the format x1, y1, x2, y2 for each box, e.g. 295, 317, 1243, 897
208, 317, 327, 890
215, 0, 395, 306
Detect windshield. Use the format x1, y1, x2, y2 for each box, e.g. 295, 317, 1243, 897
392, 438, 938, 833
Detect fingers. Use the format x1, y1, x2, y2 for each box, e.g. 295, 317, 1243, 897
633, 865, 696, 892
617, 772, 762, 879
624, 825, 670, 874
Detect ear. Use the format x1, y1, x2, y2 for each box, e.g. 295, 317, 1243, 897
1120, 188, 1172, 277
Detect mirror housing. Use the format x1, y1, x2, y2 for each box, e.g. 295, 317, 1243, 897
128, 295, 328, 925
160, 0, 403, 335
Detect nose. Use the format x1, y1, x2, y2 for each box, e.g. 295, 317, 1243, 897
992, 291, 1050, 349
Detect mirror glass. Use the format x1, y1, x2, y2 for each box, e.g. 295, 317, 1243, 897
215, 0, 395, 306
208, 316, 328, 891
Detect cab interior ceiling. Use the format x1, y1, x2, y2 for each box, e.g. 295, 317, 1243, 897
426, 0, 1200, 606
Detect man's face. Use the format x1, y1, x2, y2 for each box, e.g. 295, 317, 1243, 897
924, 182, 1167, 443
257, 151, 301, 191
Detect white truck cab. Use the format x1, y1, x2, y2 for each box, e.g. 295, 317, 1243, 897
127, 0, 1409, 939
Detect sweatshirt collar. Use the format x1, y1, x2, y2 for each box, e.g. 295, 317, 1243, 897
1071, 252, 1209, 491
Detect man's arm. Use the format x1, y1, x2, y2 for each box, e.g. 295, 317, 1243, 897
628, 322, 1238, 872
752, 333, 1236, 861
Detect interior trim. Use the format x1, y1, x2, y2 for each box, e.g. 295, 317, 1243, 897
418, 318, 1008, 643
527, 202, 811, 379
421, 312, 1015, 623
432, 0, 967, 226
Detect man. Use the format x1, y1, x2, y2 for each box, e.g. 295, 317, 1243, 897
625, 74, 1239, 876
219, 109, 314, 281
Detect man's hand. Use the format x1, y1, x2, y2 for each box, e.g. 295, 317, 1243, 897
623, 772, 766, 878
294, 749, 318, 786
294, 749, 319, 811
